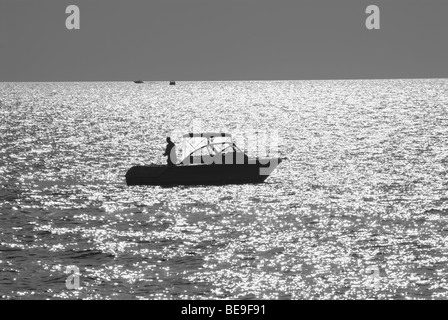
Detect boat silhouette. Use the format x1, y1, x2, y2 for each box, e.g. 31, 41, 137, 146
125, 133, 282, 186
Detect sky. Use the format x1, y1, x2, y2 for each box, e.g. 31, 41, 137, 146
0, 0, 447, 81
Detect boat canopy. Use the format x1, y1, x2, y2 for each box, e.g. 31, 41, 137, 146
181, 133, 241, 161
182, 133, 232, 138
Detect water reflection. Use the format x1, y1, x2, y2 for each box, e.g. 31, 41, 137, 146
1, 80, 448, 299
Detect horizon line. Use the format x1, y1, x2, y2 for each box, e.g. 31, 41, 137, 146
1, 77, 448, 83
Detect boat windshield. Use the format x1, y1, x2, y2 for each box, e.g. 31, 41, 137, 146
181, 133, 242, 161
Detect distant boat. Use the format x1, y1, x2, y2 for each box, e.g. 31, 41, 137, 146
170, 81, 176, 85
134, 80, 144, 84
125, 133, 282, 186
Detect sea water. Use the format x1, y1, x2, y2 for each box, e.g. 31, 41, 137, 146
1, 79, 448, 299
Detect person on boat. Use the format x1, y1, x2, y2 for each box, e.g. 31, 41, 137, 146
163, 137, 177, 166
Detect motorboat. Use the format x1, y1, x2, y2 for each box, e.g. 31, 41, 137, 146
125, 133, 282, 186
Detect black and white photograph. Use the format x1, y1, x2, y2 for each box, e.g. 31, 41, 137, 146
1, 0, 448, 305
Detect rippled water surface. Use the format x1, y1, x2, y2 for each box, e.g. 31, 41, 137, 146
1, 80, 448, 299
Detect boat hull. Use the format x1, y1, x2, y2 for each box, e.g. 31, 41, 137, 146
125, 158, 281, 186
